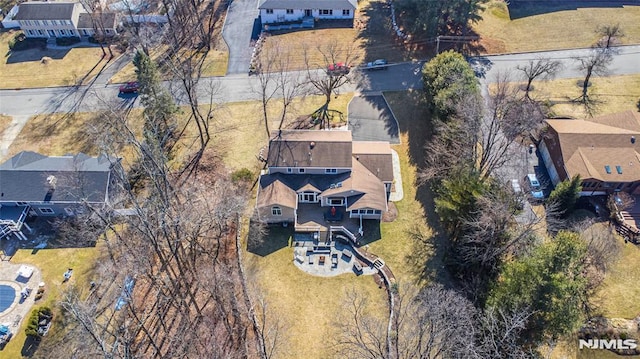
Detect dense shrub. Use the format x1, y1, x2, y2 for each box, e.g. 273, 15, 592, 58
8, 33, 46, 51
24, 306, 53, 338
231, 168, 254, 183
55, 36, 81, 46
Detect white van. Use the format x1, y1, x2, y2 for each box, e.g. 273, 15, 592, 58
525, 174, 544, 200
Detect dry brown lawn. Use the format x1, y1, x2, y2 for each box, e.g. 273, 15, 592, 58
258, 0, 417, 71
474, 0, 640, 53
596, 233, 640, 319
110, 48, 228, 84
0, 30, 114, 89
528, 74, 640, 118
0, 115, 12, 135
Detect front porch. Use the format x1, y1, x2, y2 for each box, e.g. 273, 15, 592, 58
295, 203, 361, 239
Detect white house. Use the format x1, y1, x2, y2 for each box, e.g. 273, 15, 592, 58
258, 0, 356, 24
13, 1, 118, 39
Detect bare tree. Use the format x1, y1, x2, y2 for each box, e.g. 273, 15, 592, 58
479, 306, 537, 359
254, 38, 308, 138
304, 40, 359, 129
575, 44, 614, 106
596, 23, 624, 50
333, 285, 479, 359
516, 57, 562, 100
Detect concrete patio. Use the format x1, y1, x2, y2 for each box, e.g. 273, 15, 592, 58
292, 239, 377, 277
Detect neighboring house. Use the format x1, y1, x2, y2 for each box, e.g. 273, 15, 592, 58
0, 151, 119, 240
256, 130, 393, 239
1, 5, 21, 29
77, 12, 118, 37
14, 1, 118, 39
540, 110, 640, 196
258, 0, 356, 24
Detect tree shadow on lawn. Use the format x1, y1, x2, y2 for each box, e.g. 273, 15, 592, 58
506, 1, 636, 20
6, 48, 71, 64
21, 336, 41, 357
383, 90, 454, 287
356, 0, 429, 62
247, 222, 292, 257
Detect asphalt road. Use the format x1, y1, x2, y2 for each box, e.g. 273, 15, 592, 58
1, 45, 640, 118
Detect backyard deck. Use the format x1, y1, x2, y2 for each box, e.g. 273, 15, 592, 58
295, 204, 360, 237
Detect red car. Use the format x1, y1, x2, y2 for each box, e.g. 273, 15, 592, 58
327, 62, 350, 75
119, 81, 139, 94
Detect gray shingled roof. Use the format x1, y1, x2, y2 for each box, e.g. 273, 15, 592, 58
0, 151, 117, 203
267, 130, 353, 168
14, 2, 79, 21
258, 0, 356, 10
77, 12, 117, 29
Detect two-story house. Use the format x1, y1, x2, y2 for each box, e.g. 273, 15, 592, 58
0, 151, 119, 240
14, 1, 118, 39
255, 130, 393, 240
539, 110, 640, 196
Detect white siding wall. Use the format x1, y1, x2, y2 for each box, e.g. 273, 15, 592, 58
20, 20, 79, 38
539, 141, 561, 186
269, 167, 350, 175
260, 7, 354, 23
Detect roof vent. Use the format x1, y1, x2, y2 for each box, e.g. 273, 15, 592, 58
632, 136, 636, 144
310, 141, 316, 149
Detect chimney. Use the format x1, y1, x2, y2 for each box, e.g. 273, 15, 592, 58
46, 175, 57, 189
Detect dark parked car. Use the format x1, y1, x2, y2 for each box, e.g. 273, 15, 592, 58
119, 82, 139, 94
365, 59, 388, 70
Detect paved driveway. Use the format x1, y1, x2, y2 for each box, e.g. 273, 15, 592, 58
222, 0, 260, 74
348, 94, 400, 144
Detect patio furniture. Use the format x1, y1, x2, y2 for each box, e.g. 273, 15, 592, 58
295, 255, 304, 264
331, 254, 338, 268
17, 265, 34, 279
308, 255, 314, 265
353, 261, 363, 274
342, 249, 353, 260
319, 255, 326, 265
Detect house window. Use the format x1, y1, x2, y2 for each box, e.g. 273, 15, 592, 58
320, 9, 332, 15
272, 206, 282, 216
298, 168, 305, 173
286, 9, 293, 14
329, 198, 343, 206
374, 210, 381, 214
287, 168, 293, 173
342, 9, 350, 15
16, 202, 28, 206
39, 208, 54, 214
299, 192, 317, 202
325, 168, 337, 174
266, 9, 273, 14
67, 20, 72, 25
366, 209, 375, 214
37, 30, 44, 36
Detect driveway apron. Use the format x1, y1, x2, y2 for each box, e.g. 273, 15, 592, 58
223, 0, 260, 74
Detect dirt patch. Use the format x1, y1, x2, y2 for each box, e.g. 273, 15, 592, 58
382, 202, 398, 222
